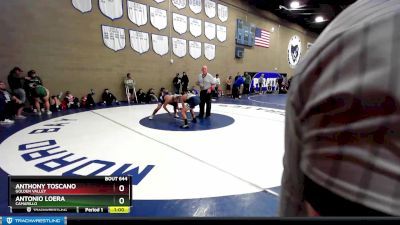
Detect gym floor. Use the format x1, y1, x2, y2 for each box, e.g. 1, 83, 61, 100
0, 94, 287, 217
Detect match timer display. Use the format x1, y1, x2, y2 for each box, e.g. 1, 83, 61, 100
9, 176, 131, 214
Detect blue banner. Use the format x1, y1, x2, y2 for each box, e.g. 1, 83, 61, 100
2, 217, 65, 225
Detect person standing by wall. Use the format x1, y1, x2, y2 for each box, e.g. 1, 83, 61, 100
124, 73, 137, 104
243, 72, 251, 95
181, 72, 189, 93
196, 65, 216, 118
173, 73, 181, 94
225, 76, 233, 97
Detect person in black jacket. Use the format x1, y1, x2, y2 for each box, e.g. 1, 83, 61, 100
102, 89, 119, 106
181, 72, 189, 93
172, 73, 181, 94
7, 66, 26, 104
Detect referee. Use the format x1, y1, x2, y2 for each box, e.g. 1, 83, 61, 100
196, 65, 216, 118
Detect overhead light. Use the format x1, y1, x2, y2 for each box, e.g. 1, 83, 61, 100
290, 1, 300, 9
315, 16, 324, 23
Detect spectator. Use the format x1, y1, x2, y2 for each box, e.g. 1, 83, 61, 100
146, 88, 158, 103
0, 81, 25, 124
280, 0, 400, 217
102, 89, 119, 106
50, 92, 62, 112
7, 67, 26, 104
243, 72, 252, 94
136, 89, 146, 104
81, 89, 96, 109
232, 74, 244, 99
124, 73, 137, 104
63, 91, 80, 109
173, 73, 181, 94
32, 84, 52, 115
258, 75, 265, 94
25, 70, 44, 111
181, 72, 189, 93
225, 76, 232, 96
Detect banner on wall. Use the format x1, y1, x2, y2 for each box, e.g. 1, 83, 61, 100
204, 0, 216, 18
150, 7, 167, 30
216, 25, 226, 42
172, 0, 186, 9
189, 0, 201, 14
101, 25, 126, 51
152, 34, 169, 56
189, 17, 202, 37
173, 13, 188, 34
72, 0, 92, 13
204, 43, 215, 60
99, 0, 123, 20
127, 1, 147, 26
172, 38, 187, 58
154, 0, 165, 3
217, 4, 228, 22
189, 41, 201, 59
204, 22, 216, 40
129, 30, 149, 54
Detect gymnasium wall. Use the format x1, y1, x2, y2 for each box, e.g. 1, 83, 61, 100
0, 0, 317, 100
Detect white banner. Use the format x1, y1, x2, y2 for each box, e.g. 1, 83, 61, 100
189, 0, 201, 14
173, 13, 187, 34
72, 0, 92, 13
217, 25, 227, 42
204, 0, 216, 18
152, 34, 169, 56
99, 0, 123, 20
204, 43, 215, 60
154, 0, 165, 2
189, 41, 201, 59
129, 30, 149, 54
127, 1, 147, 26
189, 17, 202, 37
172, 0, 186, 9
217, 4, 228, 22
172, 38, 187, 58
204, 22, 216, 40
102, 25, 126, 51
150, 7, 167, 30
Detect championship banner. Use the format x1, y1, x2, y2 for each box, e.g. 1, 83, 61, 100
189, 41, 201, 59
204, 0, 216, 18
99, 0, 123, 20
204, 22, 216, 40
217, 4, 228, 22
189, 17, 202, 37
152, 34, 169, 56
127, 1, 147, 26
189, 0, 201, 14
172, 38, 187, 58
172, 0, 186, 9
101, 25, 126, 51
173, 13, 188, 35
129, 30, 149, 54
204, 43, 215, 60
216, 25, 227, 42
150, 7, 167, 30
154, 0, 165, 2
72, 0, 92, 13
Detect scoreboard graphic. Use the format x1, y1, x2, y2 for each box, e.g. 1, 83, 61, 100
8, 176, 131, 214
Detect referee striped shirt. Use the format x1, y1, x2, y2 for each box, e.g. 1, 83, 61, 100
281, 0, 400, 216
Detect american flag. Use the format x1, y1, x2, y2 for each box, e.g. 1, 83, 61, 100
254, 28, 271, 48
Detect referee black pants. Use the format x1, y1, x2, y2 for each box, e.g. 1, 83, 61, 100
199, 90, 211, 117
